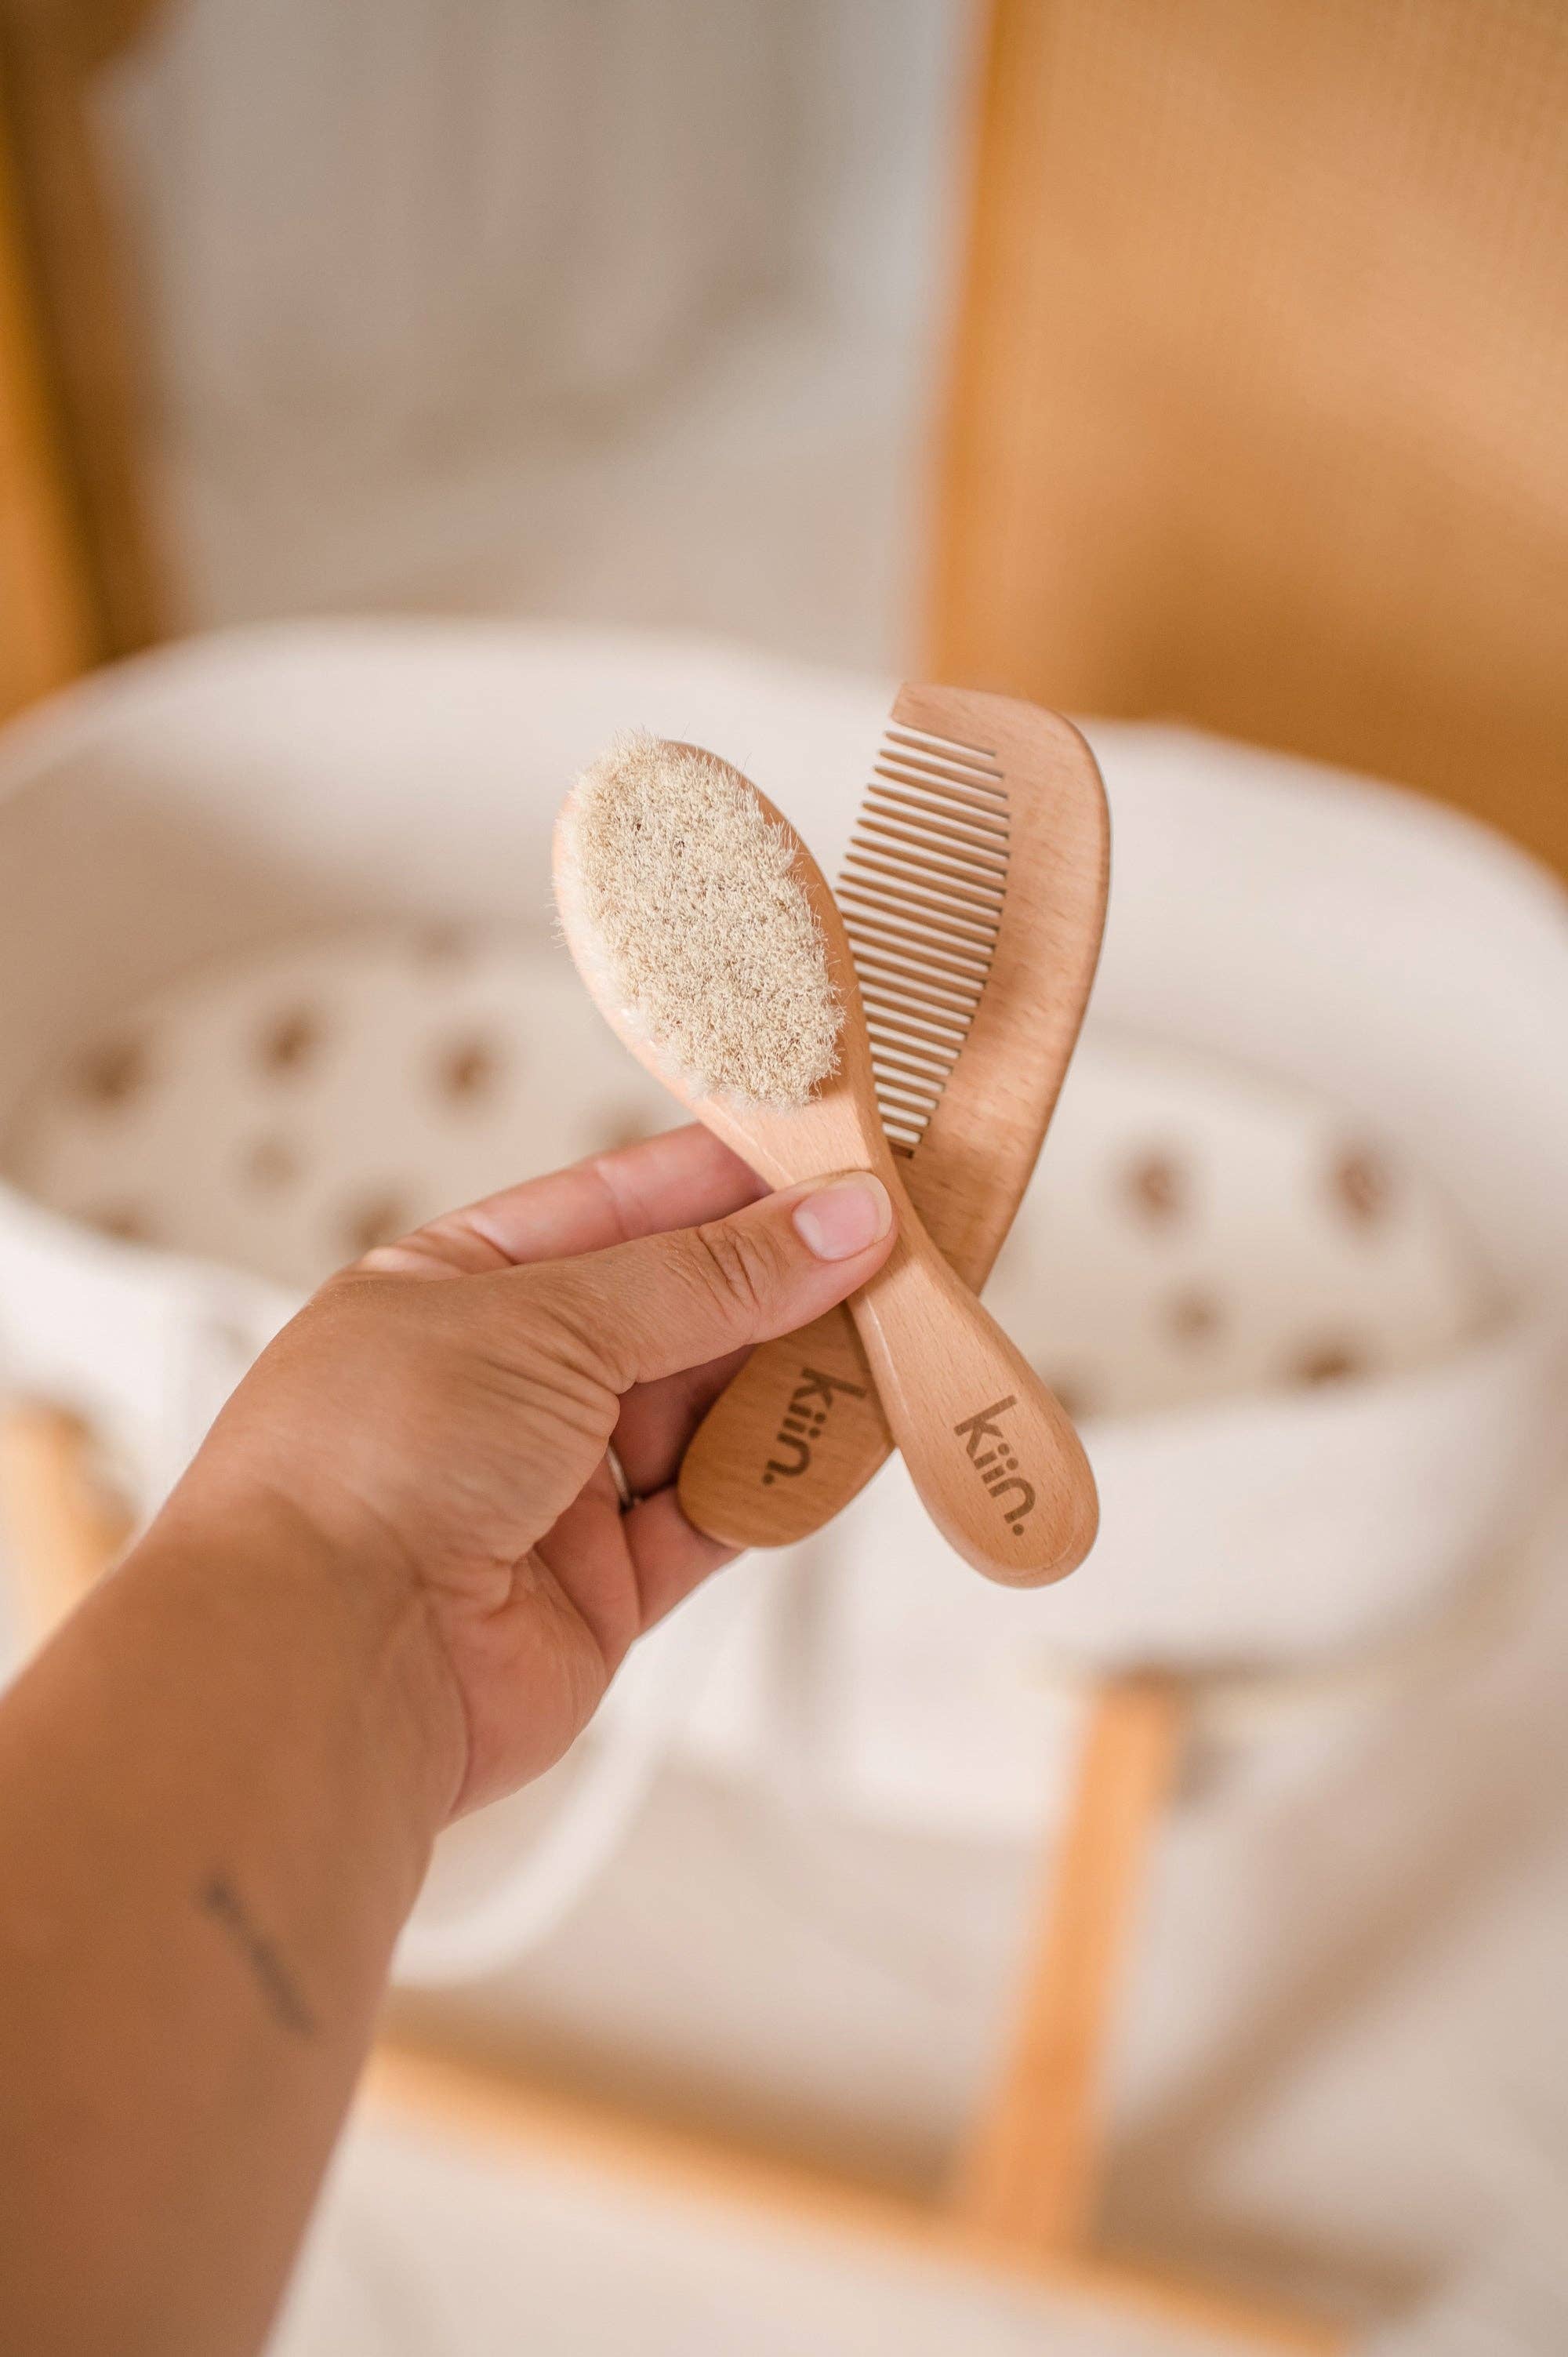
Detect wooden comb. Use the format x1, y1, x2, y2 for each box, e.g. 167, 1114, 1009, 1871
677, 685, 1109, 1549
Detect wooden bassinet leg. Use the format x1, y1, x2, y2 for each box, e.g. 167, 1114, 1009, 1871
955, 1670, 1187, 2254
0, 79, 96, 717
0, 1400, 129, 1642
0, 0, 172, 685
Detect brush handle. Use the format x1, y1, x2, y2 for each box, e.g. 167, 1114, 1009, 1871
678, 1100, 996, 1550
677, 1117, 1002, 1544
678, 1160, 1094, 1583
847, 1214, 1096, 1586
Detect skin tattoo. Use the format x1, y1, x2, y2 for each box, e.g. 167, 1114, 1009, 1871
198, 1875, 318, 2039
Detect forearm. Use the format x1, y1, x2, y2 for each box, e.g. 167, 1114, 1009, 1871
0, 1490, 463, 2357
0, 1132, 893, 2352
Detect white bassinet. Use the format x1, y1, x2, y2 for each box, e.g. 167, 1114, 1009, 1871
0, 622, 1564, 1984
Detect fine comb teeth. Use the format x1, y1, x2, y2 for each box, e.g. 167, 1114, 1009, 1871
837, 719, 1008, 1156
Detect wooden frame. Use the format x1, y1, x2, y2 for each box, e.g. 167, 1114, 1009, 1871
0, 60, 93, 719
930, 0, 1568, 876
1, 1404, 1347, 2352
366, 2031, 1338, 2354
0, 0, 168, 717
956, 1673, 1185, 2253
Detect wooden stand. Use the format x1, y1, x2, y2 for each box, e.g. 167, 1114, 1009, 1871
0, 74, 95, 719
0, 0, 170, 694
957, 1672, 1186, 2253
1, 1401, 1346, 2352
928, 0, 1568, 881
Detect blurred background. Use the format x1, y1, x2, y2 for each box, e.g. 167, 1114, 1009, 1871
5, 0, 1566, 870
2, 5, 1566, 2354
4, 0, 964, 676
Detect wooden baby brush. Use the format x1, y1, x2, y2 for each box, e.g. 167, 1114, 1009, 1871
554, 714, 1099, 1585
680, 685, 1109, 1549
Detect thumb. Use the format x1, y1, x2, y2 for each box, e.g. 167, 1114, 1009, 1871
535, 1171, 895, 1388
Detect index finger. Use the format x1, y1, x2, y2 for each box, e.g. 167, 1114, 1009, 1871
364, 1123, 765, 1277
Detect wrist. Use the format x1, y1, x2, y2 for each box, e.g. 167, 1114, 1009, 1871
137, 1472, 469, 1850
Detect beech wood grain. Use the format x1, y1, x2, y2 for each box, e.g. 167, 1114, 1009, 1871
555, 714, 1100, 1586
677, 685, 1108, 1551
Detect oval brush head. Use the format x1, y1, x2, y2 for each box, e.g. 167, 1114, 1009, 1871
559, 732, 841, 1110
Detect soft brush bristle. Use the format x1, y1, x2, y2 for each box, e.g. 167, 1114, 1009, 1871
564, 732, 841, 1109
839, 720, 1009, 1154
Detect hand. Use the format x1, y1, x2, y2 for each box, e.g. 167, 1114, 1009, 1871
169, 1127, 895, 1818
